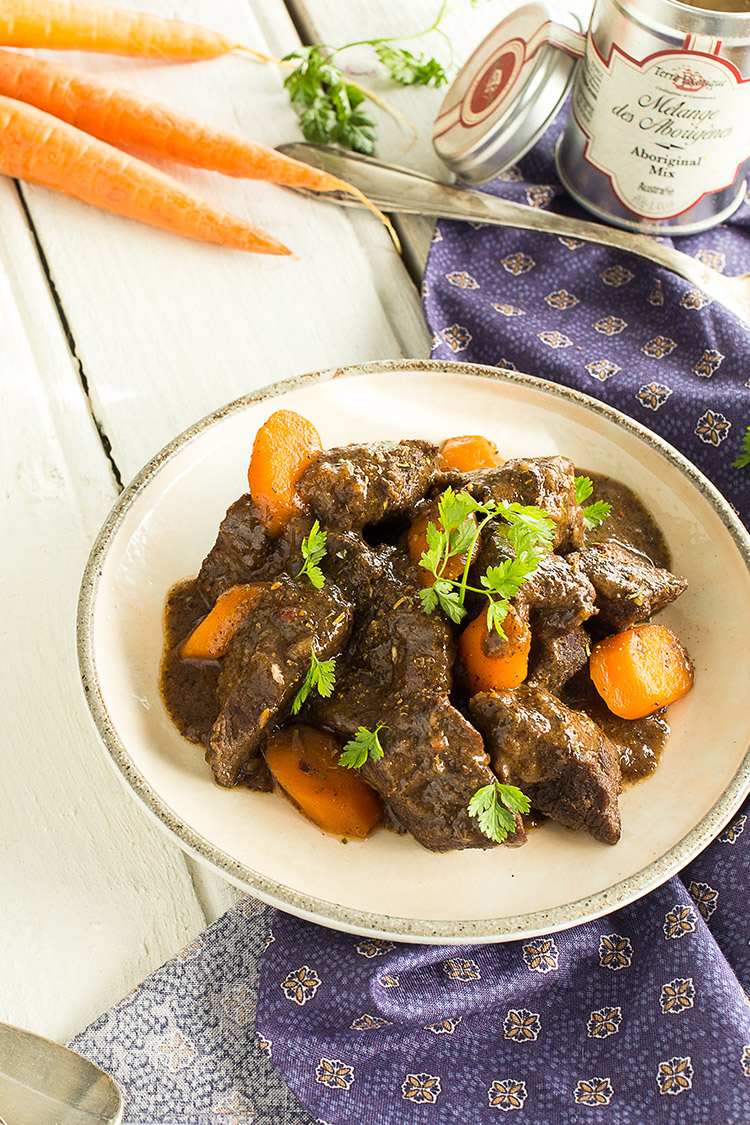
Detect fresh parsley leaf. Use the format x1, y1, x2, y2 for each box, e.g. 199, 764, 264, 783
468, 781, 530, 844
733, 425, 750, 469
418, 489, 552, 634
574, 475, 594, 505
291, 649, 337, 715
574, 474, 612, 530
339, 724, 387, 768
582, 499, 612, 530
375, 44, 448, 87
283, 46, 378, 155
432, 579, 467, 624
297, 520, 327, 589
498, 502, 556, 551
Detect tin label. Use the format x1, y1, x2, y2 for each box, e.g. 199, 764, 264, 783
573, 41, 750, 218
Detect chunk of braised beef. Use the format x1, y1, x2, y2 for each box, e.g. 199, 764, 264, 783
313, 556, 523, 851
297, 440, 440, 529
454, 456, 584, 552
324, 687, 523, 851
569, 539, 687, 631
563, 670, 669, 783
527, 626, 591, 695
470, 530, 596, 641
196, 495, 313, 603
470, 685, 622, 845
207, 576, 352, 788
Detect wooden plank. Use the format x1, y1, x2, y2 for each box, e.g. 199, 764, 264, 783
17, 0, 431, 484
0, 177, 224, 1042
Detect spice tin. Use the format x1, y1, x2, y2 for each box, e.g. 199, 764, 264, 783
556, 0, 750, 233
433, 3, 585, 185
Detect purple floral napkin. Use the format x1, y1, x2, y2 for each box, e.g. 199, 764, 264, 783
70, 110, 750, 1125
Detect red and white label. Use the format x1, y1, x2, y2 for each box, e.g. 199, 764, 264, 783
573, 40, 750, 218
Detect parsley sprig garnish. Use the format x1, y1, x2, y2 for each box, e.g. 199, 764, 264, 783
732, 425, 750, 469
291, 649, 337, 715
418, 488, 555, 637
297, 520, 327, 589
374, 44, 448, 88
282, 5, 449, 154
284, 47, 377, 154
468, 781, 531, 844
339, 724, 387, 769
575, 475, 612, 531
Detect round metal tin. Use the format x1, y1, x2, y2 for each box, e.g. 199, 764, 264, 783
433, 3, 585, 184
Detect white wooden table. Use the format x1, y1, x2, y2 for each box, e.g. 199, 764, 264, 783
1, 0, 591, 1044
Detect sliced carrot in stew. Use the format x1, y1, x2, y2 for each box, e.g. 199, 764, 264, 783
589, 623, 694, 720
264, 725, 382, 838
408, 503, 479, 587
458, 604, 531, 694
180, 584, 261, 661
247, 410, 321, 537
438, 434, 503, 473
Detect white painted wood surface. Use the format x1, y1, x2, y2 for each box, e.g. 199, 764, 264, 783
2, 0, 594, 1044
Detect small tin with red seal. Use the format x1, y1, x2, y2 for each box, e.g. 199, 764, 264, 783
433, 2, 585, 185
433, 0, 750, 233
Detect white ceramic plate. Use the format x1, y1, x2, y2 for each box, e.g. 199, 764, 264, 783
78, 360, 750, 943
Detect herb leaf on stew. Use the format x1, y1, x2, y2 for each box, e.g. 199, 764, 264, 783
418, 488, 554, 637
297, 520, 327, 588
291, 649, 337, 715
339, 724, 387, 768
468, 782, 531, 844
575, 475, 612, 530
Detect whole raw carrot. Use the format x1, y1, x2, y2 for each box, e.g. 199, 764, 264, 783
0, 94, 290, 253
0, 0, 246, 58
0, 51, 394, 233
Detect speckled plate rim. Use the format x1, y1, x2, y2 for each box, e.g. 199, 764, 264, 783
77, 358, 750, 944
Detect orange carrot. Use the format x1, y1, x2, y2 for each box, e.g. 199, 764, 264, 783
458, 604, 531, 694
0, 0, 245, 58
408, 502, 479, 587
438, 435, 503, 473
180, 584, 261, 661
0, 51, 395, 237
264, 724, 383, 838
0, 94, 290, 252
589, 623, 694, 720
247, 411, 322, 536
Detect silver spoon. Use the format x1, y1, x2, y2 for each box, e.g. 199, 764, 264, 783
277, 142, 750, 325
0, 1022, 122, 1125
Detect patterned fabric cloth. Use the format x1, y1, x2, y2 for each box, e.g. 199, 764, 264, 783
71, 109, 750, 1125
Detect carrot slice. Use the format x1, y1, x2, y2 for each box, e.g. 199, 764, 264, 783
589, 623, 694, 720
180, 584, 261, 661
0, 95, 290, 253
247, 410, 321, 536
0, 0, 240, 57
408, 503, 479, 587
264, 725, 382, 838
438, 435, 503, 473
458, 604, 531, 694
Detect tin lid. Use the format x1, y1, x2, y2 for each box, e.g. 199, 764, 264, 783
433, 3, 585, 185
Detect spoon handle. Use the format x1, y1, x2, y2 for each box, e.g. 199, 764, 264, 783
277, 142, 750, 323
